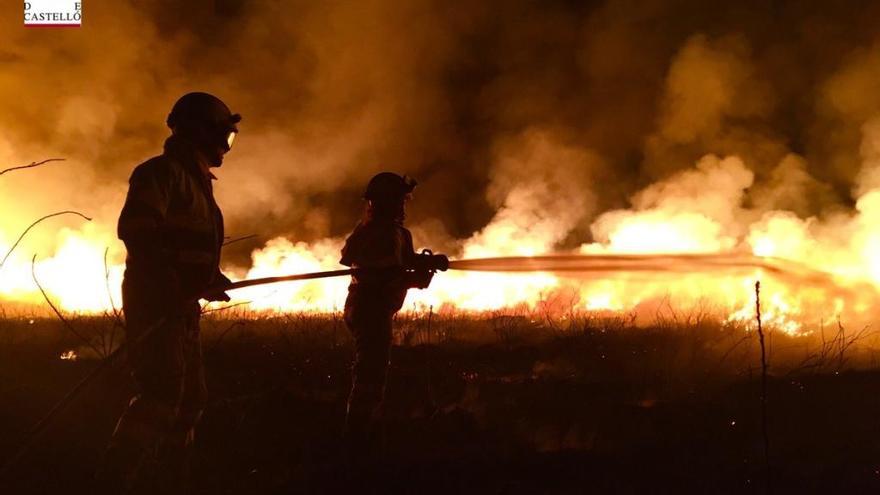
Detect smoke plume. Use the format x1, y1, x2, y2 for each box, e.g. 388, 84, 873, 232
4, 0, 880, 321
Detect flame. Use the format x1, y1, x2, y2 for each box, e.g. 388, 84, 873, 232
60, 350, 78, 361
2, 153, 880, 337
0, 224, 123, 313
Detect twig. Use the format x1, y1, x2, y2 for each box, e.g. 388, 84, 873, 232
718, 334, 751, 366
201, 300, 252, 314
207, 320, 246, 351
754, 281, 771, 492
31, 254, 104, 358
0, 211, 92, 269
103, 247, 124, 327
103, 247, 124, 355
0, 158, 65, 176
427, 304, 434, 343
222, 234, 258, 247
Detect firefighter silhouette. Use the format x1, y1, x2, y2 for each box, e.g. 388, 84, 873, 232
340, 172, 448, 458
98, 92, 239, 494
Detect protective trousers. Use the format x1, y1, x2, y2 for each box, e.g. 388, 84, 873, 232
343, 293, 394, 458
98, 278, 207, 494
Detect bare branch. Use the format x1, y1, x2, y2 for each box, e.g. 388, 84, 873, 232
223, 234, 258, 247
201, 300, 252, 314
206, 319, 247, 351
103, 247, 124, 356
0, 211, 92, 269
754, 280, 771, 491
103, 247, 123, 327
0, 158, 65, 177
31, 254, 104, 358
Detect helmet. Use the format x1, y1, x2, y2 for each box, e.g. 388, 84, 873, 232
167, 92, 241, 150
364, 172, 417, 201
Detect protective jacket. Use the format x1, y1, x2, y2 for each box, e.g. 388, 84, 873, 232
340, 218, 416, 313
118, 136, 226, 300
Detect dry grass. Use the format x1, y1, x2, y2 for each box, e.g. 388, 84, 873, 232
3, 304, 880, 493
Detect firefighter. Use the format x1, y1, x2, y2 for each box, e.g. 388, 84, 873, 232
97, 92, 240, 494
339, 172, 448, 459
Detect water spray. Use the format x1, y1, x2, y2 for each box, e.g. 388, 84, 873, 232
224, 253, 837, 295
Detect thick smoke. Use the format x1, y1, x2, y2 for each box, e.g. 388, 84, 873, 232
587, 155, 754, 254
462, 129, 604, 257
3, 0, 880, 291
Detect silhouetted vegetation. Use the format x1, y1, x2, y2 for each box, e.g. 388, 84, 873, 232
2, 309, 880, 493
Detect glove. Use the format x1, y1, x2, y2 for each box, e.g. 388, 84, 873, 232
412, 250, 449, 272
406, 269, 435, 289
203, 272, 232, 302
204, 290, 231, 302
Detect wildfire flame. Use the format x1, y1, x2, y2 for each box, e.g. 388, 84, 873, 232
60, 350, 78, 361
2, 154, 880, 337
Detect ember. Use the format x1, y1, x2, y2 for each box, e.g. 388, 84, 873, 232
59, 350, 77, 361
